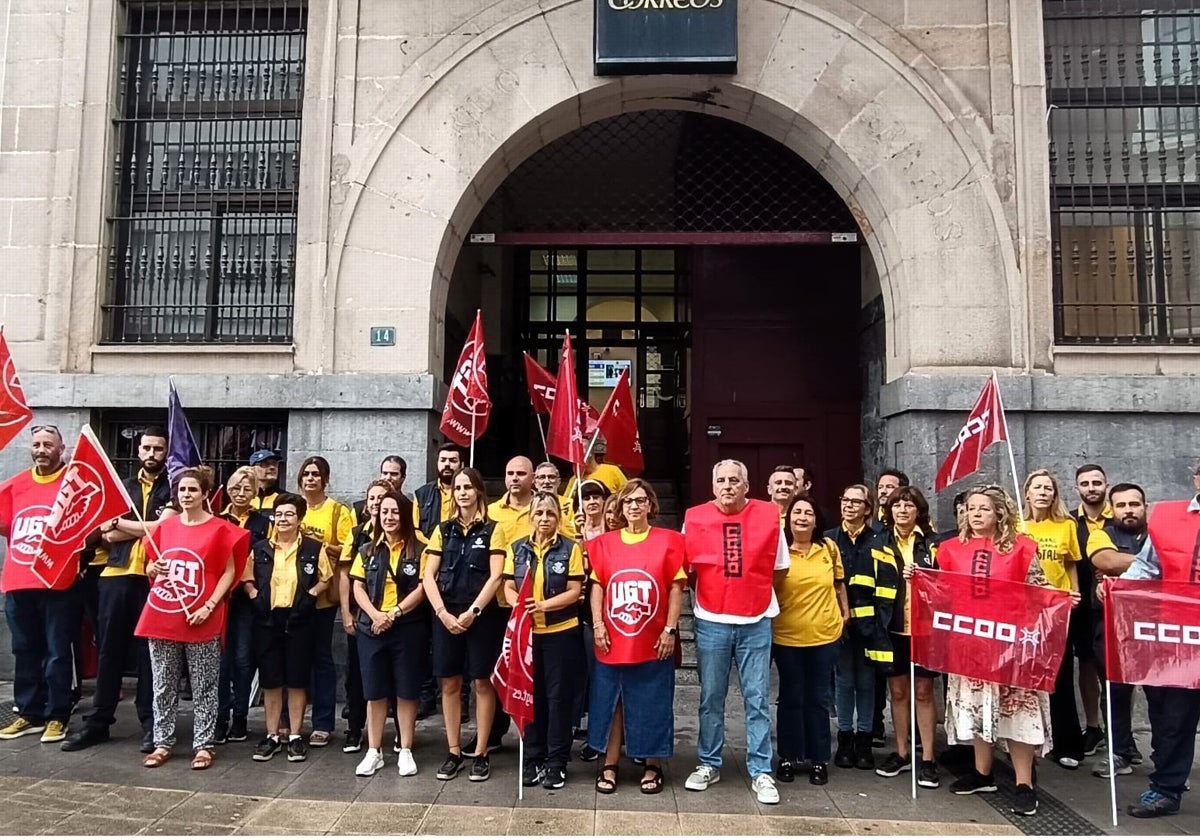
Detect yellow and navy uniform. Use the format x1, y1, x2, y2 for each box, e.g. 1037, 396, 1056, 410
413, 482, 455, 541
103, 469, 171, 578
300, 497, 355, 608
502, 533, 585, 634
773, 538, 845, 647
1021, 517, 1081, 592
252, 490, 280, 514
871, 527, 938, 637
242, 537, 333, 610
489, 493, 578, 547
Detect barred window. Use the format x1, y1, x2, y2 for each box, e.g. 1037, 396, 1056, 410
1045, 1, 1200, 344
103, 2, 306, 345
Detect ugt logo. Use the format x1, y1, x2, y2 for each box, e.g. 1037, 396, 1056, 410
606, 568, 660, 637
147, 548, 207, 615
448, 338, 489, 421
7, 504, 52, 565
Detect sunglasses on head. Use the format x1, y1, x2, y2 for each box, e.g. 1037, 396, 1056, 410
31, 424, 60, 434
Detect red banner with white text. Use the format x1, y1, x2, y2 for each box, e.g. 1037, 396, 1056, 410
1105, 578, 1200, 689
491, 575, 534, 737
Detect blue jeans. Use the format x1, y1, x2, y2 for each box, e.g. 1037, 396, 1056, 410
309, 606, 338, 732
695, 616, 773, 778
835, 636, 875, 733
218, 596, 255, 724
773, 641, 839, 762
6, 588, 79, 724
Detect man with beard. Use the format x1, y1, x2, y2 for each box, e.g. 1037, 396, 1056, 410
354, 456, 407, 521
1087, 482, 1148, 778
1071, 463, 1111, 756
250, 449, 283, 513
61, 427, 172, 752
0, 425, 78, 743
414, 444, 461, 540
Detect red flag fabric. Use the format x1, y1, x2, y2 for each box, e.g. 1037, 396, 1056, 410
1105, 578, 1200, 689
491, 574, 535, 737
911, 568, 1071, 691
545, 333, 587, 467
0, 331, 33, 454
595, 368, 644, 474
31, 425, 136, 589
439, 310, 491, 447
935, 375, 1009, 491
523, 352, 601, 433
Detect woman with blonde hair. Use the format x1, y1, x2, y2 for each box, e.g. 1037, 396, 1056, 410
1021, 468, 1085, 769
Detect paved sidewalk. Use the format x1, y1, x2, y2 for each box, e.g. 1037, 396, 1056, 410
0, 681, 1194, 835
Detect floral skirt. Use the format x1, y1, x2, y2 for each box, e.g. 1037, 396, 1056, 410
945, 674, 1052, 756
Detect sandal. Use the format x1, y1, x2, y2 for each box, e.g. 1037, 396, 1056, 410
640, 764, 664, 795
142, 748, 171, 768
191, 748, 214, 770
595, 764, 618, 794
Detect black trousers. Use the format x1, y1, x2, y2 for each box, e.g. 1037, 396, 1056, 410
526, 626, 582, 772
345, 633, 366, 732
87, 575, 153, 733
1049, 640, 1085, 760
1144, 686, 1200, 800
1092, 616, 1138, 759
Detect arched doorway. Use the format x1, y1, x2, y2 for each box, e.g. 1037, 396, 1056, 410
444, 110, 870, 509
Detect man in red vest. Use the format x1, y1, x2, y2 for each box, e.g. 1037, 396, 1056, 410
1117, 469, 1200, 819
682, 459, 790, 806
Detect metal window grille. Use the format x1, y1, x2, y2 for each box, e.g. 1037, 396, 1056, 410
102, 411, 286, 490
1045, 1, 1200, 344
103, 2, 306, 344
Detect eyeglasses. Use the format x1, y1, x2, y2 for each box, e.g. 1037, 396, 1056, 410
622, 496, 651, 507
838, 497, 867, 506
273, 510, 299, 520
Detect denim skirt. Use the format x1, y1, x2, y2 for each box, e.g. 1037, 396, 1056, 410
586, 657, 675, 758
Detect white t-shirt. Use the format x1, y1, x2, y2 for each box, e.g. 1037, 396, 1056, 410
688, 526, 791, 625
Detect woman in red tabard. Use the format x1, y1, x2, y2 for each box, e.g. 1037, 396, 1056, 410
587, 478, 686, 795
136, 468, 249, 770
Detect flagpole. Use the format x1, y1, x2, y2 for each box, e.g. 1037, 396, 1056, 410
518, 735, 524, 802
535, 414, 548, 462
1105, 678, 1118, 827
469, 410, 476, 468
991, 370, 1025, 525
910, 656, 917, 801
125, 504, 190, 620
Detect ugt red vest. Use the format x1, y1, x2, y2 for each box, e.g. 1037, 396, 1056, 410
1146, 501, 1200, 585
936, 535, 1037, 584
0, 467, 75, 593
684, 498, 779, 618
589, 527, 686, 665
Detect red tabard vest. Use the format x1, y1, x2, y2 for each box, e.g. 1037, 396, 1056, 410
936, 535, 1038, 583
0, 467, 75, 593
135, 516, 251, 644
683, 499, 780, 618
589, 528, 686, 665
1146, 501, 1200, 585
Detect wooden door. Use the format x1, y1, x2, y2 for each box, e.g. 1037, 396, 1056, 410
689, 245, 862, 514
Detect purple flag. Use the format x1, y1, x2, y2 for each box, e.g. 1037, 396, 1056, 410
167, 379, 201, 483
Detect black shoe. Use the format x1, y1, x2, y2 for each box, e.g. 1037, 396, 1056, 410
60, 727, 109, 752
287, 736, 307, 762
917, 760, 941, 789
1012, 784, 1038, 816
416, 699, 439, 721
213, 720, 229, 745
776, 758, 795, 783
809, 763, 829, 786
437, 753, 464, 780
522, 762, 546, 787
950, 770, 997, 794
465, 734, 505, 757
834, 731, 855, 769
342, 730, 363, 754
253, 736, 281, 761
1082, 726, 1105, 757
572, 727, 588, 741
542, 767, 566, 790
469, 755, 490, 782
140, 732, 155, 754
228, 718, 248, 742
579, 744, 600, 762
871, 727, 886, 749
875, 752, 910, 777
1127, 790, 1181, 818
854, 732, 875, 770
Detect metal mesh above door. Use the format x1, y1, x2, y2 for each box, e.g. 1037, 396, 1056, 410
478, 110, 859, 234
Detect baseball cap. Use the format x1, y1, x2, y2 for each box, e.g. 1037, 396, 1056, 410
248, 449, 282, 466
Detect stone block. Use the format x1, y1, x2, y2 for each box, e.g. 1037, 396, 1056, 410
905, 0, 989, 26
731, 0, 791, 87
0, 152, 54, 199
7, 12, 65, 63
358, 0, 430, 38
2, 59, 64, 106
898, 24, 997, 70
755, 11, 847, 117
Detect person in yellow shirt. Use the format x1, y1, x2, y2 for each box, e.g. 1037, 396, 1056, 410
534, 461, 575, 526
350, 491, 429, 778
241, 493, 331, 763
296, 456, 355, 748
502, 492, 586, 790
563, 444, 627, 499
1021, 468, 1086, 769
1070, 463, 1111, 756
773, 492, 848, 786
249, 449, 283, 513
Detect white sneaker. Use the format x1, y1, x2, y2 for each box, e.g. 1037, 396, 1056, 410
752, 774, 780, 805
684, 765, 721, 791
397, 747, 418, 776
355, 749, 384, 777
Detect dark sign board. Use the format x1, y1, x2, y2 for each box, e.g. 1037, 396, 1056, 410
595, 0, 737, 76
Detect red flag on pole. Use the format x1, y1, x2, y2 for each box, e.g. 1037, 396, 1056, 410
1104, 578, 1200, 689
31, 425, 137, 589
911, 568, 1071, 691
545, 333, 587, 467
439, 311, 491, 448
934, 375, 1009, 491
523, 352, 601, 433
0, 331, 33, 454
491, 575, 535, 737
596, 368, 644, 474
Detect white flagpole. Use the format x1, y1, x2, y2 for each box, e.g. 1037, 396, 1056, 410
469, 410, 476, 468
1106, 679, 1118, 827
910, 657, 917, 800
535, 414, 548, 462
518, 735, 525, 802
991, 371, 1025, 525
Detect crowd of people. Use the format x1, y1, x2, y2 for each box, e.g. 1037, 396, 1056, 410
0, 423, 1196, 821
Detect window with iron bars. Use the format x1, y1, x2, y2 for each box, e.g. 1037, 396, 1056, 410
1045, 0, 1200, 344
103, 2, 306, 345
101, 410, 287, 492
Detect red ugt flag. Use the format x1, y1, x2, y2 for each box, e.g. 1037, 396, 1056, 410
440, 310, 491, 447
491, 575, 535, 737
0, 331, 33, 454
545, 333, 586, 467
596, 368, 643, 474
1105, 578, 1200, 689
935, 375, 1009, 491
31, 425, 136, 589
523, 352, 601, 433
911, 568, 1071, 691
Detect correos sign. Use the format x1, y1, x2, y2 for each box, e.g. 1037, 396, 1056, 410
595, 0, 737, 75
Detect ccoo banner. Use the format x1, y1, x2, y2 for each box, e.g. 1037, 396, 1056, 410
595, 0, 737, 76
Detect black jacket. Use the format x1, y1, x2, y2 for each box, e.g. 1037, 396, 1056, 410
247, 536, 325, 630
106, 471, 172, 570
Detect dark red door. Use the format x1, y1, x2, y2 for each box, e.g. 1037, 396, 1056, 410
689, 246, 862, 514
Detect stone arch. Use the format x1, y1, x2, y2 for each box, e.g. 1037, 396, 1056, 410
331, 0, 1025, 380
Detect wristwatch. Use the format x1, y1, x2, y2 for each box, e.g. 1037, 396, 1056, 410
391, 606, 403, 619
470, 605, 483, 617
664, 626, 678, 636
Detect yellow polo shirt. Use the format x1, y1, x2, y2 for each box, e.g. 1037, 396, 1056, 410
773, 539, 845, 647
564, 463, 627, 499
349, 541, 418, 613
1077, 504, 1114, 532
1021, 517, 1080, 591
502, 536, 585, 634
300, 497, 355, 608
240, 539, 334, 609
